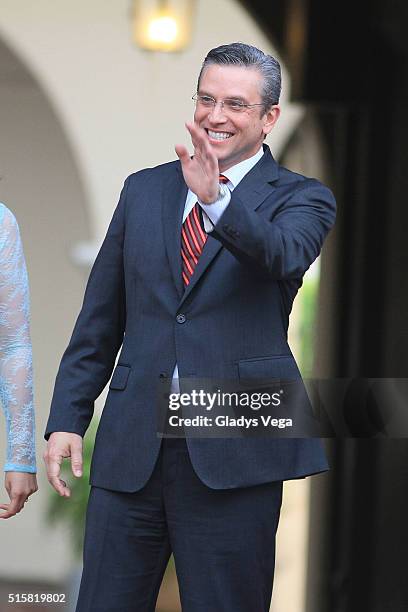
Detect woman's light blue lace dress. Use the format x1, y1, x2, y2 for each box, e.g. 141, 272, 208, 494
0, 203, 36, 473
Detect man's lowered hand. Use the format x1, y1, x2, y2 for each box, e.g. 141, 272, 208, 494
43, 432, 83, 497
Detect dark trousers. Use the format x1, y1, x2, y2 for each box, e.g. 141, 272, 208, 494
76, 438, 283, 612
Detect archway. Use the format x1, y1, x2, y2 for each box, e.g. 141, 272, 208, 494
0, 35, 90, 581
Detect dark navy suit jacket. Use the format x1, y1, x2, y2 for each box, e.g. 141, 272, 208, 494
45, 145, 336, 492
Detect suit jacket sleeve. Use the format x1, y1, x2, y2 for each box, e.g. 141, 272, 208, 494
211, 178, 336, 279
44, 178, 129, 440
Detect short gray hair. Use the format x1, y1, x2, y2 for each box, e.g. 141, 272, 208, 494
197, 42, 281, 112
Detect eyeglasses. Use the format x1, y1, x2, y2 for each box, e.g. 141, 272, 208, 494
192, 93, 265, 113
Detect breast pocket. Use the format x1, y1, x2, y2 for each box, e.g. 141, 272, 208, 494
109, 364, 131, 390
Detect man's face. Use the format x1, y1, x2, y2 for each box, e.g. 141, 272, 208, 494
194, 64, 280, 172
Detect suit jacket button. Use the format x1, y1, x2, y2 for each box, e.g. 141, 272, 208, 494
176, 313, 186, 324
159, 372, 168, 379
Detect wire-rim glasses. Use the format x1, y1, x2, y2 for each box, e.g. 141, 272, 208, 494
192, 93, 265, 113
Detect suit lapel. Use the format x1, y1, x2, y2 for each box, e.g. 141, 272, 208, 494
231, 145, 280, 211
178, 233, 223, 305
161, 164, 187, 299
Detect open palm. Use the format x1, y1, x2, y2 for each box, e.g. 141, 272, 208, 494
175, 122, 220, 204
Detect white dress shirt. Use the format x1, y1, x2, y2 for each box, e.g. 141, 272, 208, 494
171, 146, 264, 392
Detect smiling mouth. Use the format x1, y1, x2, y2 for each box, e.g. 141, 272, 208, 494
206, 129, 233, 141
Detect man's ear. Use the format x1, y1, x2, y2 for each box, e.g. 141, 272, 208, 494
263, 105, 280, 136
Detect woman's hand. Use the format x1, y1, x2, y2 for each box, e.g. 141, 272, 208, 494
0, 472, 38, 519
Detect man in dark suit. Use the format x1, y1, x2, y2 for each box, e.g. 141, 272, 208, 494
44, 43, 336, 611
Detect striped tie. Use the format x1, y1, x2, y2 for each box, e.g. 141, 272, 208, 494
181, 175, 228, 286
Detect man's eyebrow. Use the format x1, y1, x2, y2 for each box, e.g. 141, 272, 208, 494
197, 90, 249, 102
197, 90, 215, 98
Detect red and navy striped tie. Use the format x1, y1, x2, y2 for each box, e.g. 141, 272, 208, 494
181, 175, 228, 286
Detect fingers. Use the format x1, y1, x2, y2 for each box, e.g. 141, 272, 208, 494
0, 502, 16, 519
185, 122, 211, 156
175, 122, 219, 201
0, 502, 14, 519
43, 432, 82, 497
186, 122, 219, 174
174, 144, 191, 166
179, 121, 208, 158
43, 433, 83, 497
176, 122, 217, 168
70, 442, 83, 478
46, 453, 71, 497
0, 495, 26, 519
185, 122, 200, 148
49, 472, 70, 497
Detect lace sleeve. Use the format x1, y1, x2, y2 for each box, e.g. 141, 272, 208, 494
0, 204, 36, 472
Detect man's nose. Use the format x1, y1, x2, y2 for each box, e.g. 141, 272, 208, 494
208, 101, 228, 122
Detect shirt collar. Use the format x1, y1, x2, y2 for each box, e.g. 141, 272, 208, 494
185, 145, 265, 209
220, 146, 264, 189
